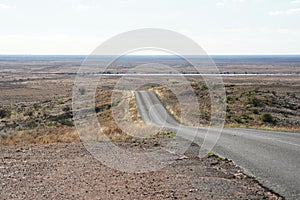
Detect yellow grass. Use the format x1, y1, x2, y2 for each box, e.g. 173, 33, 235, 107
0, 127, 80, 146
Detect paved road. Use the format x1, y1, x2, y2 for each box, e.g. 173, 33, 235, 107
135, 91, 300, 200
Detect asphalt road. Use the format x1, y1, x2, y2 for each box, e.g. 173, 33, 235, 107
135, 91, 300, 200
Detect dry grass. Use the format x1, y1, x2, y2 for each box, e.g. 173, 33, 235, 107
0, 85, 148, 146
151, 87, 182, 123
0, 127, 79, 146
152, 81, 211, 126
129, 91, 142, 124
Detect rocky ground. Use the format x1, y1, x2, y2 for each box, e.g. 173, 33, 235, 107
0, 142, 282, 200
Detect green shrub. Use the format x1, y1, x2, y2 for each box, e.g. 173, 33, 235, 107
226, 113, 232, 119
62, 106, 71, 112
226, 106, 231, 112
233, 117, 242, 123
242, 90, 253, 96
33, 103, 40, 110
201, 84, 208, 90
60, 119, 74, 127
241, 114, 248, 119
95, 104, 111, 113
25, 111, 33, 117
26, 121, 38, 128
0, 108, 11, 119
248, 97, 263, 107
226, 95, 233, 102
261, 113, 275, 124
252, 108, 259, 114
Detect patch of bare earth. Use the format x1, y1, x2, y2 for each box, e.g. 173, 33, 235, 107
0, 142, 281, 200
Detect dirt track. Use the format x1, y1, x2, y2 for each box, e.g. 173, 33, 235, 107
0, 143, 281, 200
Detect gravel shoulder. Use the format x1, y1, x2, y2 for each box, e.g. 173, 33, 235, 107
0, 142, 282, 200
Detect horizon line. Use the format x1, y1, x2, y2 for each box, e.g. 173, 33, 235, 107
1, 54, 300, 56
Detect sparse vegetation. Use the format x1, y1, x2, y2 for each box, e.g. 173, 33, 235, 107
248, 96, 263, 107
95, 104, 111, 113
60, 119, 74, 127
26, 121, 38, 128
0, 56, 299, 147
207, 152, 217, 158
261, 113, 275, 124
207, 152, 226, 161
25, 110, 33, 117
159, 130, 176, 138
252, 108, 259, 114
0, 108, 11, 119
154, 77, 300, 132
62, 106, 71, 112
226, 95, 238, 103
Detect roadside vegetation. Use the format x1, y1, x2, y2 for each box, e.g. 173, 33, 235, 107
1, 75, 299, 146
151, 78, 300, 133
0, 87, 175, 146
0, 97, 79, 145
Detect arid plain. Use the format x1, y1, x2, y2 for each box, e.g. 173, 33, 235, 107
1, 55, 299, 199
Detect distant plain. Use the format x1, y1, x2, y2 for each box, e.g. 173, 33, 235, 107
0, 55, 299, 145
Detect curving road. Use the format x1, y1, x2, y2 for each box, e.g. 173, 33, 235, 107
135, 91, 300, 200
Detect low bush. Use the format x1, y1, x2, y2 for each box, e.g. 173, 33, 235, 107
95, 104, 111, 113
25, 111, 33, 117
252, 108, 259, 114
26, 121, 38, 128
261, 113, 275, 124
60, 119, 74, 127
248, 97, 263, 107
0, 108, 11, 119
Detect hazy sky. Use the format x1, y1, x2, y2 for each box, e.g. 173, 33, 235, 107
0, 0, 300, 55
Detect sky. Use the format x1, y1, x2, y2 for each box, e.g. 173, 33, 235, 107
0, 0, 300, 55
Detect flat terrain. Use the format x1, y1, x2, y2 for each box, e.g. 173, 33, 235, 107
153, 75, 300, 132
0, 55, 299, 199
